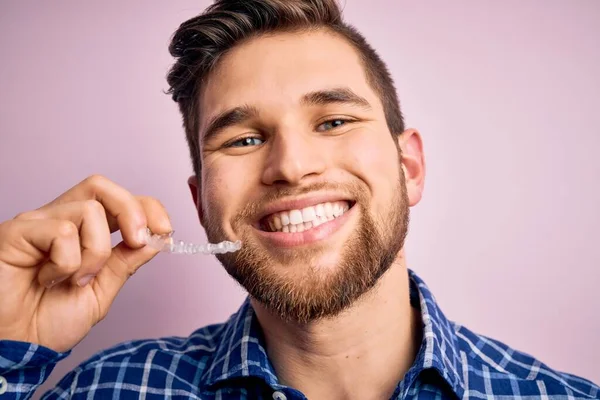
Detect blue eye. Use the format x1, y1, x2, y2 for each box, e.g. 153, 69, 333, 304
227, 136, 264, 148
317, 119, 350, 132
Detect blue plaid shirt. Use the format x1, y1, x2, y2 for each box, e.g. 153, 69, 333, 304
0, 269, 598, 399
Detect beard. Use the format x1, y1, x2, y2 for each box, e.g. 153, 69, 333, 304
203, 173, 410, 324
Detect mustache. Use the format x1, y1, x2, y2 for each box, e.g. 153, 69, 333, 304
232, 180, 367, 224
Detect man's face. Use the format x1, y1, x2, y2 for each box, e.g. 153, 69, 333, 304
192, 30, 412, 323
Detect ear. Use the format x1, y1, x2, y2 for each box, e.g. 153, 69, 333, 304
187, 175, 205, 227
397, 129, 426, 207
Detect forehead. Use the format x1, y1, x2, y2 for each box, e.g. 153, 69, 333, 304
199, 29, 380, 125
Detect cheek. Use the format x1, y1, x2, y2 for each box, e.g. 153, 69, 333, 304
201, 162, 236, 218
338, 128, 401, 191
201, 157, 261, 222
335, 128, 401, 221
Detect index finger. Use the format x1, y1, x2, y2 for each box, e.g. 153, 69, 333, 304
39, 175, 147, 247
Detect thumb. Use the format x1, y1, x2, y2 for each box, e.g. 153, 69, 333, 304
91, 241, 159, 319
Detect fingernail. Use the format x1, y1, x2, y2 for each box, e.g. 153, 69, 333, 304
138, 228, 149, 245
77, 274, 96, 287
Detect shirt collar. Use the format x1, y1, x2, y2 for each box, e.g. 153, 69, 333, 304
203, 269, 465, 398
400, 270, 465, 399
202, 297, 280, 389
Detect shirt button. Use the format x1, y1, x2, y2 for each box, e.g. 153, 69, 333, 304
272, 390, 287, 400
0, 375, 7, 395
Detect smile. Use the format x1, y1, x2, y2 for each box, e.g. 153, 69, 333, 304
260, 201, 351, 233
253, 195, 357, 247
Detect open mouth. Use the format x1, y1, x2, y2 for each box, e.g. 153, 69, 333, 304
259, 200, 355, 233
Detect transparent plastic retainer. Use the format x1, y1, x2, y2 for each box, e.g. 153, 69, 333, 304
143, 228, 242, 255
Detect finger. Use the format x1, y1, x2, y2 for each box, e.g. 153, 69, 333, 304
74, 201, 112, 286
14, 200, 115, 286
0, 219, 82, 287
38, 175, 147, 248
39, 220, 83, 288
137, 196, 172, 235
85, 196, 173, 313
70, 196, 172, 288
92, 241, 160, 320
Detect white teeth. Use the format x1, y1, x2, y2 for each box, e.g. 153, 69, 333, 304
273, 215, 282, 230
289, 210, 303, 225
315, 203, 325, 218
264, 201, 350, 233
324, 203, 334, 218
301, 207, 316, 222
333, 204, 343, 217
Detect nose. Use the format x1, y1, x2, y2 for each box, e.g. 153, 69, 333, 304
261, 132, 327, 186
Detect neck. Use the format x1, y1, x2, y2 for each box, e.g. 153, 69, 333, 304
252, 256, 422, 400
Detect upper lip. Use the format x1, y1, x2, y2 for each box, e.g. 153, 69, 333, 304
256, 192, 354, 222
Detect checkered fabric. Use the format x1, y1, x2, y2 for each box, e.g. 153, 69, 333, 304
1, 270, 598, 399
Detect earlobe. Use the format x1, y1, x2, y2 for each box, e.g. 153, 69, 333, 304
397, 129, 426, 207
187, 175, 205, 226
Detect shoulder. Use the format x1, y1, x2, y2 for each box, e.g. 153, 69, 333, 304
83, 322, 226, 366
44, 322, 227, 398
453, 323, 600, 399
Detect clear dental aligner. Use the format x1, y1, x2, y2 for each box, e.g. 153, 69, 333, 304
143, 228, 242, 255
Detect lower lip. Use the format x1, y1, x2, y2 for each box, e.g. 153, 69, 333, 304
254, 206, 356, 248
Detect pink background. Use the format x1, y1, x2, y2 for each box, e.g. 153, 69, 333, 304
1, 1, 599, 396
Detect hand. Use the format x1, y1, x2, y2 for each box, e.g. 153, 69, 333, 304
0, 175, 172, 353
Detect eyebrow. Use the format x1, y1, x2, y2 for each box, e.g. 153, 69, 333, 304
301, 87, 372, 110
201, 87, 372, 144
202, 104, 259, 144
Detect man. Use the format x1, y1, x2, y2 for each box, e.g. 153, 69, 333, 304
0, 0, 597, 399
